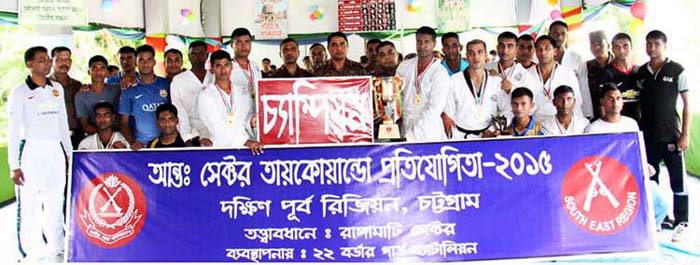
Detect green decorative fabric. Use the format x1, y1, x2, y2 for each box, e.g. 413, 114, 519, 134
685, 113, 700, 176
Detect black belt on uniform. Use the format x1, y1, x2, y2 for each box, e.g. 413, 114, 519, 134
455, 126, 488, 138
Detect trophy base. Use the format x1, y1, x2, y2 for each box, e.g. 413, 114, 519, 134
376, 124, 402, 141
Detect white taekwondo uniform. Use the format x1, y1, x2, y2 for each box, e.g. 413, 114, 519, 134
170, 70, 213, 141
529, 64, 583, 121
444, 69, 511, 139
77, 131, 130, 150
197, 82, 254, 147
231, 58, 262, 96
560, 49, 593, 118
541, 115, 590, 135
485, 61, 539, 92
396, 57, 450, 142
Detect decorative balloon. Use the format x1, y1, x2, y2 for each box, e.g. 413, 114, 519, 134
630, 2, 647, 20
629, 18, 644, 35
550, 10, 562, 20
181, 8, 195, 25
407, 0, 423, 13
101, 0, 119, 11
309, 4, 324, 21
548, 0, 559, 6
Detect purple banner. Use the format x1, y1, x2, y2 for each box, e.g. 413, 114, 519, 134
67, 132, 655, 262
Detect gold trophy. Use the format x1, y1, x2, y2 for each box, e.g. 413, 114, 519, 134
373, 76, 403, 140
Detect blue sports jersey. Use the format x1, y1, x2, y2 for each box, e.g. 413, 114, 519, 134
441, 59, 469, 76
118, 77, 170, 143
107, 72, 140, 85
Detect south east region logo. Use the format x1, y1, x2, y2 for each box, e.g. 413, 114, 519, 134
76, 172, 147, 248
561, 156, 641, 235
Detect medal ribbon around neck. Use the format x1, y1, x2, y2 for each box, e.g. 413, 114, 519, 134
537, 64, 558, 99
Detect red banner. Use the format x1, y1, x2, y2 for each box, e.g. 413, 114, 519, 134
257, 77, 373, 145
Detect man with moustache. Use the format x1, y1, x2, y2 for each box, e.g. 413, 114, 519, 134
309, 43, 327, 71
516, 34, 537, 76
581, 30, 612, 119
164, 48, 185, 81
273, 38, 312, 78
49, 46, 83, 148
365, 38, 381, 72
375, 41, 400, 76
107, 46, 139, 87
314, 31, 366, 76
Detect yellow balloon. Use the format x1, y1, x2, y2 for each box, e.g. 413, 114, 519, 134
630, 18, 644, 35
548, 0, 559, 6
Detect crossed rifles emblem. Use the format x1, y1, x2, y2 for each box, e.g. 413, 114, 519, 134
100, 186, 124, 214
583, 160, 620, 212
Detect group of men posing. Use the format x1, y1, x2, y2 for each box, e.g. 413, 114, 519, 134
7, 21, 691, 261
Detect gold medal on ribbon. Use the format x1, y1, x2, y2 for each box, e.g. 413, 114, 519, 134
226, 112, 235, 128
415, 94, 422, 105
545, 95, 552, 101
476, 106, 484, 119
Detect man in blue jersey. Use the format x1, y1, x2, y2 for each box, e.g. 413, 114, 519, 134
119, 44, 170, 150
106, 46, 138, 87
440, 32, 468, 76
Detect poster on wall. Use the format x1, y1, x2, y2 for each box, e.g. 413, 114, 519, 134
19, 0, 88, 26
254, 0, 289, 40
338, 0, 397, 33
436, 0, 470, 32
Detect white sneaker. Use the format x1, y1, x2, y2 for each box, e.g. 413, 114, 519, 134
671, 222, 688, 243
52, 252, 65, 263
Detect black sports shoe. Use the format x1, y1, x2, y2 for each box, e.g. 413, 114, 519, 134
661, 216, 675, 230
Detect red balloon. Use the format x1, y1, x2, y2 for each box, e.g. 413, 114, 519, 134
631, 2, 647, 20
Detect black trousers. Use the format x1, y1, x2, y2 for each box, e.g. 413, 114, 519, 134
645, 137, 688, 223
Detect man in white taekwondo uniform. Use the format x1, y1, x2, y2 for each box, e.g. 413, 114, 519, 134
443, 39, 511, 139
541, 85, 589, 135
549, 20, 593, 118
486, 32, 538, 96
198, 50, 263, 154
531, 35, 583, 122
170, 40, 213, 146
8, 46, 72, 262
396, 26, 450, 142
229, 28, 262, 97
